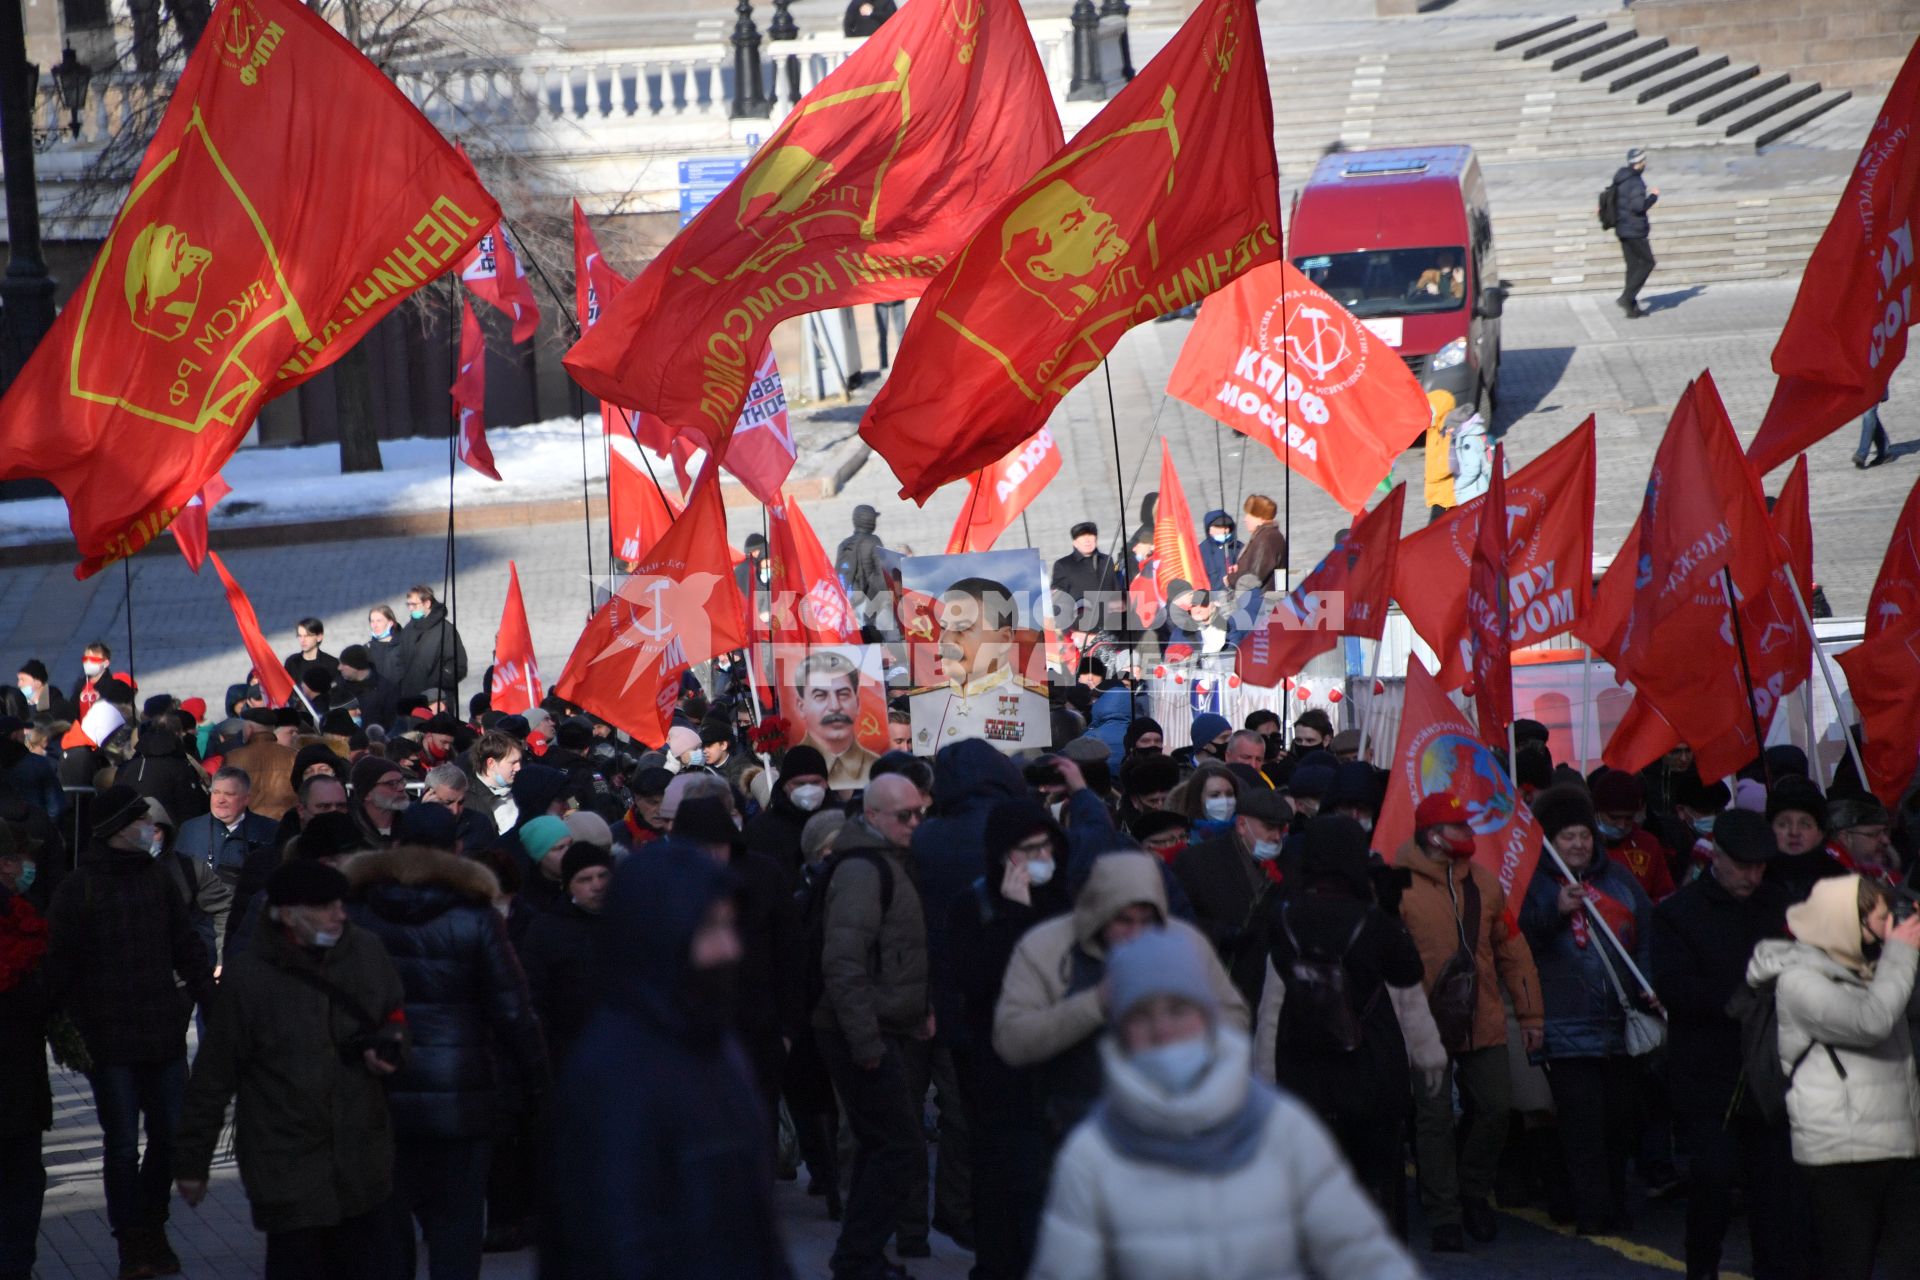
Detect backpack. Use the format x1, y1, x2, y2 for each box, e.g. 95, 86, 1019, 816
797, 847, 896, 1018
1727, 977, 1834, 1125
1275, 901, 1377, 1055
1597, 179, 1619, 231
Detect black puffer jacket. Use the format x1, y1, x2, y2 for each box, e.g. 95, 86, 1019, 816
344, 845, 547, 1137
1611, 165, 1658, 240
117, 727, 209, 824
520, 901, 600, 1073
395, 603, 469, 700
743, 786, 813, 884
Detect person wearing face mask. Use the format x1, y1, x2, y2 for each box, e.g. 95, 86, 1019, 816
1197, 509, 1242, 591
43, 784, 215, 1280
519, 844, 614, 1073
1659, 770, 1733, 882
14, 657, 71, 722
1179, 712, 1233, 769
1520, 784, 1659, 1238
1173, 760, 1241, 845
394, 585, 469, 703
71, 641, 127, 719
744, 746, 831, 882
1029, 928, 1420, 1280
541, 843, 792, 1278
1397, 788, 1543, 1252
1746, 874, 1920, 1280
948, 797, 1074, 1279
1589, 768, 1675, 903
172, 860, 406, 1279
1173, 789, 1294, 1008
0, 824, 51, 1280
1651, 810, 1809, 1280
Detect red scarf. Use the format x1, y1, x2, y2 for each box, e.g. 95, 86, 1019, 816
1827, 840, 1895, 885
0, 895, 48, 993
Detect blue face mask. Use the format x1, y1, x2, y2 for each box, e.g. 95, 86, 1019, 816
1131, 1037, 1214, 1095
12, 861, 35, 892
371, 627, 390, 640
1692, 816, 1716, 836
1210, 529, 1230, 543
1596, 820, 1628, 842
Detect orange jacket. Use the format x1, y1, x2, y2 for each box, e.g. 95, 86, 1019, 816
1397, 843, 1543, 1051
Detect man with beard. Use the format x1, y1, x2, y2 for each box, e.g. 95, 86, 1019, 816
793, 652, 879, 790
349, 757, 411, 847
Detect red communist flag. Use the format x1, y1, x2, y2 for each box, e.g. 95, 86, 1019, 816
459, 221, 541, 344
491, 561, 544, 715
861, 0, 1282, 500
565, 0, 1061, 447
1396, 418, 1595, 689
1153, 440, 1207, 599
1838, 475, 1920, 802
1376, 658, 1544, 899
1609, 373, 1777, 669
608, 448, 681, 566
768, 494, 862, 645
1747, 44, 1920, 476
453, 300, 500, 482
209, 552, 294, 709
722, 349, 797, 504
1466, 444, 1513, 748
0, 0, 497, 578
946, 427, 1061, 553
572, 201, 657, 451
1167, 259, 1430, 514
1239, 483, 1404, 686
554, 466, 748, 744
1775, 454, 1815, 608
169, 472, 231, 573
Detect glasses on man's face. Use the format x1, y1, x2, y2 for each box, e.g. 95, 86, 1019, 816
888, 807, 931, 825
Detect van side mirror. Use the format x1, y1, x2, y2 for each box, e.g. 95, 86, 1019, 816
1476, 286, 1506, 319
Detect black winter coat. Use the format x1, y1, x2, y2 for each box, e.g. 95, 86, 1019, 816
520, 901, 600, 1073
0, 889, 51, 1136
1173, 830, 1278, 1008
731, 848, 804, 1053
117, 728, 209, 824
332, 671, 397, 733
1050, 548, 1124, 634
541, 844, 792, 1279
45, 839, 213, 1065
365, 634, 405, 692
948, 869, 1070, 1127
1611, 166, 1658, 240
1650, 873, 1789, 1117
395, 603, 469, 700
344, 846, 547, 1137
743, 788, 812, 884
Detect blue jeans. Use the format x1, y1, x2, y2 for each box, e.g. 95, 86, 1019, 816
88, 1057, 186, 1234
0, 1130, 46, 1276
1859, 406, 1890, 461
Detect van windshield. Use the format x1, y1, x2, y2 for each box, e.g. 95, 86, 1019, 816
1293, 248, 1468, 317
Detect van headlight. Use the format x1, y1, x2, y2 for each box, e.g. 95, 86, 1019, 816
1430, 339, 1467, 371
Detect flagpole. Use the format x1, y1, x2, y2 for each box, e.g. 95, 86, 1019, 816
1781, 563, 1869, 790
1020, 511, 1034, 549
1102, 362, 1133, 671
1544, 843, 1663, 1006
440, 281, 458, 700
1720, 566, 1771, 786
573, 382, 598, 609
1507, 720, 1518, 786
122, 558, 137, 688
1804, 683, 1828, 790
1355, 636, 1385, 763
1579, 643, 1593, 775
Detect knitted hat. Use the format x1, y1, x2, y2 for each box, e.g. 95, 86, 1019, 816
267, 860, 350, 908
338, 644, 372, 669
1323, 761, 1381, 812
1123, 718, 1165, 753
559, 842, 613, 888
1129, 809, 1191, 844
179, 697, 207, 722
395, 803, 458, 851
1733, 778, 1768, 813
1766, 776, 1826, 829
984, 798, 1059, 865
673, 796, 743, 850
780, 745, 829, 783
517, 814, 572, 864
699, 718, 733, 747
1107, 929, 1217, 1024
800, 810, 848, 861
17, 659, 47, 683
563, 810, 614, 851
1121, 753, 1180, 797
1533, 783, 1600, 843
349, 754, 403, 797
1300, 814, 1373, 897
1590, 769, 1645, 815
1288, 762, 1336, 800
1189, 712, 1231, 748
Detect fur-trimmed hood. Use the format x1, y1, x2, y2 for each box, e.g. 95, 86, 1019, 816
346, 844, 499, 924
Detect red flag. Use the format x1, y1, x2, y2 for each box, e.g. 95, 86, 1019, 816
861, 0, 1283, 500
209, 551, 295, 709
1467, 444, 1513, 748
1775, 454, 1815, 608
459, 221, 541, 344
721, 348, 796, 504
1396, 418, 1595, 689
0, 0, 497, 578
1238, 484, 1404, 686
169, 473, 231, 573
453, 300, 500, 482
1610, 373, 1777, 668
1837, 475, 1920, 802
1166, 259, 1430, 513
1153, 440, 1207, 598
945, 427, 1061, 554
1376, 659, 1544, 900
553, 466, 749, 744
564, 0, 1061, 448
1747, 44, 1920, 475
573, 202, 651, 452
491, 561, 544, 715
608, 448, 681, 566
768, 495, 862, 645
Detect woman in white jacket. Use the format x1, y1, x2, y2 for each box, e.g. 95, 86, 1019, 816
1029, 928, 1421, 1280
1745, 873, 1920, 1280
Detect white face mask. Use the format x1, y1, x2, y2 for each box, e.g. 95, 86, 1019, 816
1131, 1037, 1214, 1095
310, 929, 342, 948
1203, 796, 1236, 823
493, 899, 512, 918
1251, 838, 1282, 862
1049, 799, 1068, 824
1025, 858, 1056, 887
82, 660, 107, 678
790, 783, 827, 813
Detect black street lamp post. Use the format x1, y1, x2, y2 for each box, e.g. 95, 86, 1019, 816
730, 0, 772, 118
0, 34, 91, 392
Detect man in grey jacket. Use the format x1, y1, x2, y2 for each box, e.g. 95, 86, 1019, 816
812, 773, 930, 1280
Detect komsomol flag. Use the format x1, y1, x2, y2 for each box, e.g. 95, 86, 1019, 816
209, 552, 295, 709
564, 0, 1060, 448
1152, 440, 1207, 601
491, 561, 543, 715
572, 201, 654, 450
169, 473, 231, 573
608, 447, 681, 566
1395, 418, 1594, 689
1838, 474, 1920, 804
1376, 659, 1545, 899
1746, 43, 1920, 476
1466, 444, 1513, 748
946, 428, 1061, 554
0, 0, 497, 578
768, 495, 862, 644
863, 0, 1283, 501
1166, 259, 1430, 514
721, 348, 797, 504
453, 300, 500, 481
1238, 483, 1403, 686
554, 465, 748, 744
458, 220, 541, 344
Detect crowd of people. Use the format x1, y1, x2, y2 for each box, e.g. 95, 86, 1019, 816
1, 565, 1919, 1280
